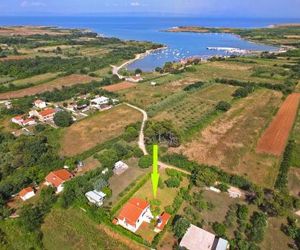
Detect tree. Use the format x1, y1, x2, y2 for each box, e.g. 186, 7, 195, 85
54, 111, 73, 127
237, 204, 249, 221
194, 168, 218, 187
155, 67, 162, 73
97, 149, 118, 169
173, 217, 190, 239
216, 101, 231, 112
123, 126, 139, 142
138, 155, 152, 168
165, 177, 181, 188
135, 68, 142, 74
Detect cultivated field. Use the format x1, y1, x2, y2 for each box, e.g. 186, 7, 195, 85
102, 81, 137, 92
0, 74, 96, 99
12, 72, 60, 86
60, 105, 142, 156
171, 89, 283, 187
257, 93, 300, 156
153, 84, 237, 133
0, 26, 71, 36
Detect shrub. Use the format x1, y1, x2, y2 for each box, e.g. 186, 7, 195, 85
165, 177, 181, 188
216, 101, 231, 112
138, 155, 152, 168
212, 222, 226, 238
173, 217, 190, 239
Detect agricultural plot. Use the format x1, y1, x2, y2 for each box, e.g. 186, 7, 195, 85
60, 105, 142, 156
291, 107, 300, 167
42, 208, 141, 250
153, 84, 237, 133
0, 74, 96, 99
257, 93, 300, 156
12, 72, 60, 86
102, 81, 137, 92
172, 89, 283, 187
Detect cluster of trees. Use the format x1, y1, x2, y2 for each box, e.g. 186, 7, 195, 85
95, 140, 143, 169
215, 78, 295, 95
282, 216, 300, 249
164, 169, 182, 188
233, 86, 254, 98
275, 140, 294, 191
145, 120, 181, 147
183, 81, 205, 92
0, 131, 62, 218
54, 111, 73, 127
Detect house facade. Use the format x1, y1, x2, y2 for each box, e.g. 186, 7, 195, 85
45, 169, 73, 193
34, 100, 47, 109
115, 198, 153, 232
19, 187, 35, 201
37, 108, 56, 122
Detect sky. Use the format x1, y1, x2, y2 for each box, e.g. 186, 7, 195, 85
0, 0, 300, 18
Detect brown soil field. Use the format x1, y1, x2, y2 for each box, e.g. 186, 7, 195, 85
257, 93, 300, 156
0, 26, 70, 36
102, 81, 137, 92
171, 89, 283, 187
0, 74, 96, 100
0, 55, 30, 62
60, 105, 142, 156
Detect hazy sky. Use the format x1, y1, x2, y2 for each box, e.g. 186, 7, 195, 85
1, 0, 300, 17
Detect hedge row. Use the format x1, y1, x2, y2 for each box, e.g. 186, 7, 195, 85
275, 140, 295, 191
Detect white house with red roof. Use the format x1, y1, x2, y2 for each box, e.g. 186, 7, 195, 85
11, 115, 24, 126
115, 197, 153, 232
125, 74, 143, 83
34, 99, 47, 109
45, 169, 73, 193
37, 108, 56, 122
154, 212, 171, 233
19, 187, 35, 201
11, 116, 36, 127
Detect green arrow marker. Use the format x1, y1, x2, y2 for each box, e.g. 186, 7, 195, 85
151, 144, 160, 198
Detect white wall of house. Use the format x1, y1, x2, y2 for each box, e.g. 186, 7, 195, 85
20, 191, 35, 201
56, 184, 64, 193
11, 118, 23, 126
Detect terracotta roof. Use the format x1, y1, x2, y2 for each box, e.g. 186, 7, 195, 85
19, 187, 34, 198
117, 198, 149, 226
23, 118, 35, 124
13, 115, 24, 121
39, 108, 56, 117
45, 169, 73, 187
156, 212, 171, 231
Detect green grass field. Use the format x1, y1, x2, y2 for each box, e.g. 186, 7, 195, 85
42, 207, 134, 250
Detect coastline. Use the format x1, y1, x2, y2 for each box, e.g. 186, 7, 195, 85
112, 46, 167, 77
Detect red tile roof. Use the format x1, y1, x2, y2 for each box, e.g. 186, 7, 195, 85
13, 115, 24, 121
45, 169, 73, 187
156, 212, 171, 231
23, 118, 35, 124
39, 108, 56, 117
19, 187, 34, 198
117, 198, 149, 226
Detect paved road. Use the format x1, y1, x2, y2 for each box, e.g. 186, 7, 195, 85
125, 103, 192, 176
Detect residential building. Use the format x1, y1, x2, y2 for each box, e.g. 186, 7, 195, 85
228, 187, 243, 198
19, 187, 35, 201
11, 115, 24, 126
85, 190, 106, 207
45, 169, 73, 193
179, 224, 229, 250
125, 74, 143, 83
37, 108, 56, 122
34, 99, 47, 109
22, 118, 36, 126
90, 96, 110, 109
113, 161, 129, 175
115, 198, 153, 232
154, 212, 171, 232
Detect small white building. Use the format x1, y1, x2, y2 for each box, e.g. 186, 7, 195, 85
45, 169, 73, 193
34, 100, 47, 109
115, 198, 153, 233
19, 187, 35, 201
180, 224, 229, 250
11, 115, 24, 126
228, 187, 244, 198
125, 74, 143, 83
85, 190, 106, 207
90, 96, 110, 109
113, 161, 129, 175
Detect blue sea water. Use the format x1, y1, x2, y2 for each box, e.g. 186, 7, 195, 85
1, 16, 300, 71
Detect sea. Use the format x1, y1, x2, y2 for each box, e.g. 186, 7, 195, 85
1, 16, 300, 71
